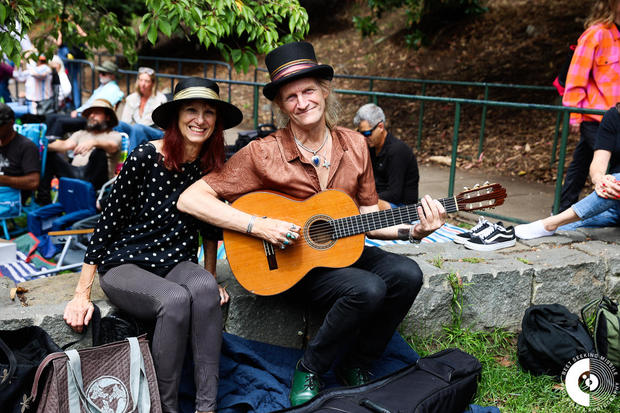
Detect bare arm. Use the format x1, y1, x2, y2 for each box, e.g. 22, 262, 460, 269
63, 263, 97, 333
203, 238, 229, 305
363, 195, 447, 240
48, 138, 76, 152
0, 172, 39, 190
178, 179, 301, 249
590, 149, 620, 199
73, 137, 120, 156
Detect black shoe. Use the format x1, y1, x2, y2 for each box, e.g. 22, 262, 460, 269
464, 223, 516, 251
453, 217, 502, 245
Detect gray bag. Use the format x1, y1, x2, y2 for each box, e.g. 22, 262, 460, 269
25, 335, 161, 413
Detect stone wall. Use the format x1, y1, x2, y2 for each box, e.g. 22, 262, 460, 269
1, 227, 618, 349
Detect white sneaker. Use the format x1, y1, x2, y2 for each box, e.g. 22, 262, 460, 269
453, 218, 502, 244
464, 224, 516, 251
514, 220, 555, 240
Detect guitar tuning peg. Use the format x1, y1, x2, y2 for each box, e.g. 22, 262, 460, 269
483, 180, 490, 186
473, 183, 480, 188
463, 186, 470, 191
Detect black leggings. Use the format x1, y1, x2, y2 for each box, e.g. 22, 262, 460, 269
99, 261, 222, 413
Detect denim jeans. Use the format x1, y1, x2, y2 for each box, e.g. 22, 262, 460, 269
559, 172, 620, 230
287, 246, 423, 374
114, 121, 164, 153
559, 121, 599, 212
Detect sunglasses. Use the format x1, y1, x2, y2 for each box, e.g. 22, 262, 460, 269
138, 67, 155, 75
357, 122, 380, 138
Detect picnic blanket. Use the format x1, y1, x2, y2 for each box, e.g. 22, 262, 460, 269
0, 233, 56, 283
179, 332, 499, 413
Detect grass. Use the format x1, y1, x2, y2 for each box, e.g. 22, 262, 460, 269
403, 272, 620, 412
405, 326, 620, 412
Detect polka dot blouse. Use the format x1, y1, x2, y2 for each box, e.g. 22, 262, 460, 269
84, 143, 221, 277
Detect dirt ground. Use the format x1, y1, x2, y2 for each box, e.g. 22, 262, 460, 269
150, 0, 593, 185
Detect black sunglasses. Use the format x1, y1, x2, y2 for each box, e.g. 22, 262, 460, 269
358, 122, 381, 137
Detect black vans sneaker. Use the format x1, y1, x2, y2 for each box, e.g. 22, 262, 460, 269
464, 223, 516, 251
453, 218, 503, 245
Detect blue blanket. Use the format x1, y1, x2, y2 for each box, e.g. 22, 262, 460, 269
179, 332, 500, 413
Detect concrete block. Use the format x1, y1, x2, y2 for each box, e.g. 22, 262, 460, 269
403, 269, 452, 337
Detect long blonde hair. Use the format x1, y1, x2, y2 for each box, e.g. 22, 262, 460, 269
585, 0, 620, 27
272, 78, 341, 130
134, 72, 157, 97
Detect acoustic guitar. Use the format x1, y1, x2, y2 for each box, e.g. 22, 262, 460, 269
223, 183, 506, 296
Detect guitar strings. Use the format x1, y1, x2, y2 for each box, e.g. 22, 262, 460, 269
301, 198, 458, 240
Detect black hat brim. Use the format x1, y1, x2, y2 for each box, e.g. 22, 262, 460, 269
151, 98, 243, 130
263, 65, 334, 101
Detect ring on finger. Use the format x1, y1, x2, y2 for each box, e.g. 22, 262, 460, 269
286, 232, 294, 239
280, 244, 286, 250
283, 239, 290, 246
290, 224, 296, 231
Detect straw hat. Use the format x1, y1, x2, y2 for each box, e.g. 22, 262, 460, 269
95, 61, 119, 74
151, 77, 243, 130
81, 99, 118, 127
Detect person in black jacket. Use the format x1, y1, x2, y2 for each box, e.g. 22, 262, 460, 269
354, 103, 419, 209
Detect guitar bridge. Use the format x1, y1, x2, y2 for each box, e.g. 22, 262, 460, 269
263, 240, 278, 270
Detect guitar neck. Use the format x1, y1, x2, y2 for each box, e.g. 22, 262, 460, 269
332, 197, 458, 239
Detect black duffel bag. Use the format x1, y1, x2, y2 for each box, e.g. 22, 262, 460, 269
275, 348, 481, 413
0, 326, 61, 413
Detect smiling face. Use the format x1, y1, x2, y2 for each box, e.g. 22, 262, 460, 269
177, 100, 217, 146
276, 77, 328, 130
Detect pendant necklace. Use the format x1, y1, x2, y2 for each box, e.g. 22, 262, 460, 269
294, 129, 331, 169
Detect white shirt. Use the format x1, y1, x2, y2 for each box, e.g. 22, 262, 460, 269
120, 91, 168, 126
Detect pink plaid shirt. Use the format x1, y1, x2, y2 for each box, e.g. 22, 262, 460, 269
563, 23, 620, 125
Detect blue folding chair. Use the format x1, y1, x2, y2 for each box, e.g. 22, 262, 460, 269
0, 186, 21, 239
14, 123, 48, 177
27, 177, 96, 236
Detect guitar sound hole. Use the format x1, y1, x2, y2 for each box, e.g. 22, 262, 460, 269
305, 216, 336, 250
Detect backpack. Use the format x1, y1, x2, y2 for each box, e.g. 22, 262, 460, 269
581, 296, 620, 369
552, 44, 576, 96
517, 303, 594, 377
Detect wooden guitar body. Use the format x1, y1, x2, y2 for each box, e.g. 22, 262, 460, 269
223, 190, 364, 296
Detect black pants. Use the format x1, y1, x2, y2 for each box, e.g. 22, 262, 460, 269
100, 262, 222, 413
45, 113, 86, 137
288, 247, 423, 374
36, 148, 108, 205
558, 121, 600, 212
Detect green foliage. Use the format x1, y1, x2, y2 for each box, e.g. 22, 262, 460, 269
0, 0, 309, 71
429, 255, 444, 268
354, 0, 487, 48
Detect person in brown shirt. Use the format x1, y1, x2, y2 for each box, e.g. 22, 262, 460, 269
178, 42, 446, 406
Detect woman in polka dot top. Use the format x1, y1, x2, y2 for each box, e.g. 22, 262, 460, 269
63, 77, 243, 413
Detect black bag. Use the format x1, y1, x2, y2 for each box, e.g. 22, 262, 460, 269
518, 303, 594, 377
581, 296, 620, 369
0, 326, 61, 413
274, 348, 481, 413
226, 123, 277, 159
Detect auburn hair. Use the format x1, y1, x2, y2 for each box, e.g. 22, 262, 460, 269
161, 110, 226, 174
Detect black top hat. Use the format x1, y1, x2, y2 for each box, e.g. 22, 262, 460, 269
263, 42, 334, 101
151, 77, 243, 130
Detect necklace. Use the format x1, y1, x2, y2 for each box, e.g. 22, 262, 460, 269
294, 129, 331, 168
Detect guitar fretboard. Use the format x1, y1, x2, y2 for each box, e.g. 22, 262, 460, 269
331, 197, 458, 239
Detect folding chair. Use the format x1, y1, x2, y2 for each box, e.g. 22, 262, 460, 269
14, 123, 48, 177
27, 177, 96, 236
0, 187, 21, 240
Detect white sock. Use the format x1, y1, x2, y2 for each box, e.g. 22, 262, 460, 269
514, 220, 555, 240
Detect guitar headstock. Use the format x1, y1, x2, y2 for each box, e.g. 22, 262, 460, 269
455, 183, 506, 212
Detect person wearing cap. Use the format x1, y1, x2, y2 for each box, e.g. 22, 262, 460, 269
64, 77, 242, 413
0, 103, 40, 213
36, 98, 122, 205
178, 42, 446, 405
45, 60, 124, 138
116, 66, 167, 152
353, 103, 419, 209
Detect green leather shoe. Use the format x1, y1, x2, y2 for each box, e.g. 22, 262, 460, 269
289, 363, 322, 406
336, 366, 372, 387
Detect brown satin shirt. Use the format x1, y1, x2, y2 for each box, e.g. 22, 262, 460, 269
204, 125, 379, 207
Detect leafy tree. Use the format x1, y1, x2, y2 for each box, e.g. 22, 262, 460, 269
353, 0, 486, 48
0, 0, 309, 71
